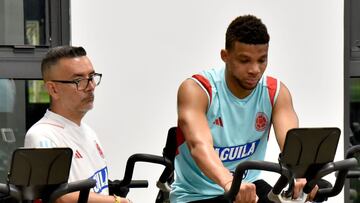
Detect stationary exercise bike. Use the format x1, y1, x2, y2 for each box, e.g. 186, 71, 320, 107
2, 127, 356, 203
108, 153, 173, 201
0, 128, 175, 203
128, 127, 358, 203
0, 147, 173, 203
0, 148, 96, 203
109, 127, 176, 203
108, 127, 360, 203
224, 127, 360, 203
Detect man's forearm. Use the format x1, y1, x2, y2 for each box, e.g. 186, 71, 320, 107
55, 191, 131, 203
190, 143, 233, 190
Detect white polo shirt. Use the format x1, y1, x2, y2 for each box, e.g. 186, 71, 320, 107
24, 110, 109, 195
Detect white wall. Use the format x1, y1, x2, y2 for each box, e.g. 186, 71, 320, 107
71, 1, 344, 202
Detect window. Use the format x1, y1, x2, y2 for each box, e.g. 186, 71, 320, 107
0, 0, 70, 79
0, 79, 50, 182
0, 0, 69, 182
345, 0, 360, 202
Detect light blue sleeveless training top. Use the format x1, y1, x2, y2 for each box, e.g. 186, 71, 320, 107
170, 67, 280, 203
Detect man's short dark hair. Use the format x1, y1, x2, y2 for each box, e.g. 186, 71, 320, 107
225, 15, 270, 50
41, 45, 87, 80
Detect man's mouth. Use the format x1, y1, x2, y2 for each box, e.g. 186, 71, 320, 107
84, 95, 94, 102
245, 78, 258, 86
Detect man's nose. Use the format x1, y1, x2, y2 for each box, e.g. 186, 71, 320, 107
248, 63, 261, 75
86, 79, 96, 91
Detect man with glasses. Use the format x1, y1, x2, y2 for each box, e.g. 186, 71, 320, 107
24, 46, 131, 203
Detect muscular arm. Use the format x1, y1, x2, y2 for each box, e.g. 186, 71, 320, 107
177, 79, 233, 189
272, 82, 299, 151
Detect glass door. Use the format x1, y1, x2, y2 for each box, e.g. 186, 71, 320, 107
0, 79, 49, 183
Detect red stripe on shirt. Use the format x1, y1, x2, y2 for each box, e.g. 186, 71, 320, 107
266, 76, 277, 107
192, 74, 212, 104
175, 127, 185, 155
266, 76, 277, 140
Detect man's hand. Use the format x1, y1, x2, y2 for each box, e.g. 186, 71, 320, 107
225, 182, 258, 203
293, 178, 319, 202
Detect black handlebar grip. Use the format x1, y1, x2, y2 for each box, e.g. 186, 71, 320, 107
305, 158, 358, 199
128, 180, 149, 188
48, 179, 96, 203
311, 179, 332, 202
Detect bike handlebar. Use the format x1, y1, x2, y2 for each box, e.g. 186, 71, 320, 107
49, 179, 96, 203
119, 153, 173, 188
305, 158, 358, 198
0, 179, 96, 203
224, 160, 291, 201
224, 147, 360, 202
126, 180, 149, 188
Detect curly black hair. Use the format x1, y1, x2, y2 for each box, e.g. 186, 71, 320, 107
225, 15, 270, 50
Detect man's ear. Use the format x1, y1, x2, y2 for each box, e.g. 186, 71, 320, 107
220, 49, 228, 63
45, 81, 59, 100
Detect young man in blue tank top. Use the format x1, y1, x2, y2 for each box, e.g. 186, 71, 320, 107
170, 15, 319, 203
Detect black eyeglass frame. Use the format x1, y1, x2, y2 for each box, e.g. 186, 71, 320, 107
51, 73, 102, 90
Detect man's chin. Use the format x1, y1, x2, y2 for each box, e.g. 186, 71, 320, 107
80, 105, 94, 113
86, 105, 94, 111
241, 84, 257, 91
235, 79, 258, 91
246, 86, 257, 91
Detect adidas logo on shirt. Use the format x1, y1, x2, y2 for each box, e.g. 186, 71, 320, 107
75, 150, 83, 159
95, 142, 105, 159
213, 117, 223, 127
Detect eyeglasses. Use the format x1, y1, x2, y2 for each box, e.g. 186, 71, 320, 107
51, 73, 102, 91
